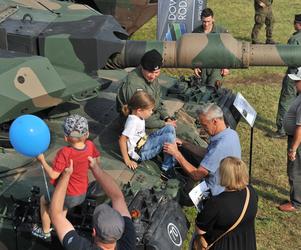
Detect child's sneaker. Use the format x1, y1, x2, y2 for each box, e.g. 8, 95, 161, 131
32, 225, 51, 241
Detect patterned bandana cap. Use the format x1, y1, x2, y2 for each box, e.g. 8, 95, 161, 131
63, 114, 88, 137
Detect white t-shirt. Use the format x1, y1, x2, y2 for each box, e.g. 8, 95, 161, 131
122, 115, 146, 160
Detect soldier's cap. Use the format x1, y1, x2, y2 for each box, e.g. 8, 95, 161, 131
93, 204, 125, 243
288, 67, 301, 81
141, 49, 163, 71
63, 114, 89, 137
294, 14, 301, 23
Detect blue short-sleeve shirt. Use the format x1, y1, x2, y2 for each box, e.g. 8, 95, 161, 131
200, 127, 241, 196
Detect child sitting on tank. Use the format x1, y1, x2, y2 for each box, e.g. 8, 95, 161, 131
119, 90, 179, 180
32, 114, 100, 241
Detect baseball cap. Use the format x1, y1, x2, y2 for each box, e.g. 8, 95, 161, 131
288, 67, 301, 81
141, 49, 163, 71
63, 114, 88, 137
93, 204, 125, 243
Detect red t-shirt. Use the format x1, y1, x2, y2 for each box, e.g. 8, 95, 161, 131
51, 140, 100, 196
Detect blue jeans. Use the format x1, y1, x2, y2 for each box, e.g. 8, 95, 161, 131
139, 125, 176, 171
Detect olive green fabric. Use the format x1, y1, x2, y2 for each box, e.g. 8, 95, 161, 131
199, 68, 223, 88
174, 109, 208, 148
276, 30, 301, 132
251, 0, 274, 43
116, 67, 169, 129
192, 24, 227, 87
116, 68, 207, 146
192, 24, 228, 34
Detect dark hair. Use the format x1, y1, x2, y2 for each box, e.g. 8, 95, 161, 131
201, 8, 214, 19
122, 91, 155, 116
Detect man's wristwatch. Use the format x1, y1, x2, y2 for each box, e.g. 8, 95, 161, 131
288, 148, 296, 153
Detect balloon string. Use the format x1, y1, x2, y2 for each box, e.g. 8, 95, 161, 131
40, 164, 51, 201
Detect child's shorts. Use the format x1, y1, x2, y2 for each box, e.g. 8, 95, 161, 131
44, 190, 86, 209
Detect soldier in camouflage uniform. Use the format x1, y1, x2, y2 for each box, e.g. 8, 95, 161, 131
270, 14, 301, 138
192, 8, 229, 89
117, 50, 206, 147
117, 49, 173, 129
251, 0, 275, 44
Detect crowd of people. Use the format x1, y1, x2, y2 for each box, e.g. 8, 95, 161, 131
29, 4, 301, 250
32, 114, 136, 249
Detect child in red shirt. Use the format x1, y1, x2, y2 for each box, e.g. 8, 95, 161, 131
32, 114, 100, 241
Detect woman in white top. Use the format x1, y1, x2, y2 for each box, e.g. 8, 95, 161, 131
119, 91, 177, 179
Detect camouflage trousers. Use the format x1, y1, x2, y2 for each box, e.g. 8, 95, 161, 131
251, 6, 274, 43
276, 75, 297, 133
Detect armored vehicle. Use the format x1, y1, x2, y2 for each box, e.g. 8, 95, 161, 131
70, 0, 158, 35
1, 1, 301, 249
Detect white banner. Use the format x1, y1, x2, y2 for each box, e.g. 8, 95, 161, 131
157, 0, 207, 41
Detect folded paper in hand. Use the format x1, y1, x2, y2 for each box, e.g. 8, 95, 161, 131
189, 181, 210, 211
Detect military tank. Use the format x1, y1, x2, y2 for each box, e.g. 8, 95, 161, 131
70, 0, 158, 35
1, 1, 301, 249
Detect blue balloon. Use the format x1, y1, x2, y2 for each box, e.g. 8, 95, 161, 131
9, 115, 51, 157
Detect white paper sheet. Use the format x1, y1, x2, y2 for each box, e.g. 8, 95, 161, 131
189, 181, 209, 210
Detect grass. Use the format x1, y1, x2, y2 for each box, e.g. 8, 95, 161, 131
131, 1, 301, 249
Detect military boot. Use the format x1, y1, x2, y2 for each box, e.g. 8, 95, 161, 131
252, 40, 264, 44
266, 39, 276, 44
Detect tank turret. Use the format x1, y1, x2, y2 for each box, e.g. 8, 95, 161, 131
0, 1, 297, 249
1, 0, 301, 123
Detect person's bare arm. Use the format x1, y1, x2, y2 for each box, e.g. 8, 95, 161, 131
119, 135, 138, 169
88, 157, 130, 217
163, 142, 208, 181
50, 160, 74, 243
221, 68, 230, 77
288, 125, 301, 161
195, 225, 206, 235
37, 154, 60, 179
165, 119, 177, 128
193, 68, 202, 78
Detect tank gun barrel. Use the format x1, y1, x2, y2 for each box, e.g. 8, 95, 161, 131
117, 33, 301, 69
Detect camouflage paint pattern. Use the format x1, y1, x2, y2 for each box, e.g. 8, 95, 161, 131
73, 0, 158, 35
1, 0, 301, 124
1, 1, 300, 249
0, 0, 127, 122
0, 77, 183, 250
0, 51, 64, 122
117, 33, 301, 68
